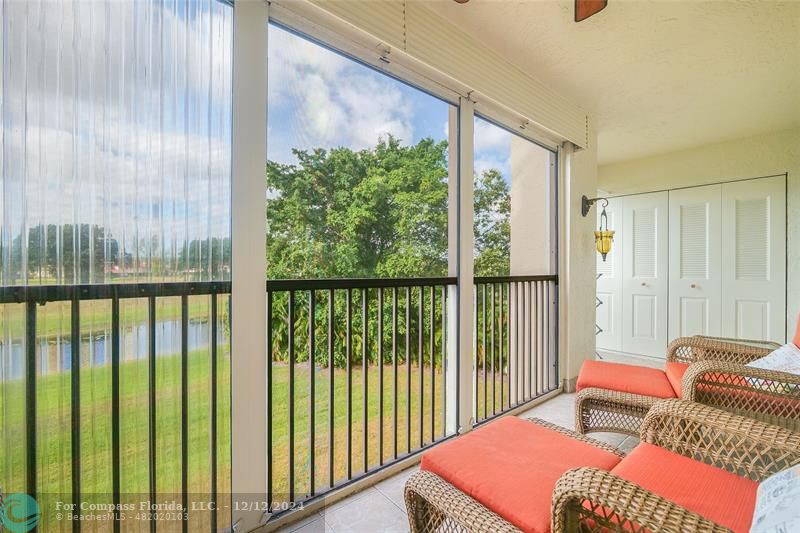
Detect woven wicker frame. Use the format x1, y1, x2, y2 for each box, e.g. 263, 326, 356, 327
682, 360, 800, 432
577, 336, 780, 436
666, 336, 777, 365
405, 401, 800, 533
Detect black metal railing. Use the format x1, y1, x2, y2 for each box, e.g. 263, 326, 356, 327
265, 277, 457, 512
0, 282, 232, 533
473, 275, 559, 424
1, 274, 558, 527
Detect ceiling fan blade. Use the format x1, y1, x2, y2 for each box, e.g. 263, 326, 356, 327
575, 0, 607, 22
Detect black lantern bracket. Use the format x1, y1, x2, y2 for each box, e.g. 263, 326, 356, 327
581, 195, 609, 217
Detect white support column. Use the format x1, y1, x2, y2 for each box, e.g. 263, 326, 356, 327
453, 98, 474, 433
231, 2, 268, 531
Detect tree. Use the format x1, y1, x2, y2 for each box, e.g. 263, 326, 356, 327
473, 168, 510, 276
266, 136, 511, 366
267, 135, 509, 280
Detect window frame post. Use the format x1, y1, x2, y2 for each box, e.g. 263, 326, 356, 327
230, 1, 269, 531
450, 97, 475, 434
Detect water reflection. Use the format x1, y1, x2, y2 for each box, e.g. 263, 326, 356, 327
1, 319, 225, 379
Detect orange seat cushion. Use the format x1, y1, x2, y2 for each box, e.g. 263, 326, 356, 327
665, 362, 690, 397
576, 360, 676, 399
794, 313, 800, 348
420, 416, 622, 533
611, 443, 757, 532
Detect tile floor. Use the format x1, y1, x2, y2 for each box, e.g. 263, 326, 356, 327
276, 393, 638, 533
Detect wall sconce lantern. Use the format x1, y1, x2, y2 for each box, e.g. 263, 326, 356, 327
581, 195, 614, 262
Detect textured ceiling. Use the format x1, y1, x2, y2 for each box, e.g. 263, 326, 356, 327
426, 0, 800, 164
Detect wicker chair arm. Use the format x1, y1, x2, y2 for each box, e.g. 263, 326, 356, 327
666, 336, 773, 364
640, 399, 800, 481
551, 467, 729, 533
404, 470, 520, 533
682, 360, 800, 431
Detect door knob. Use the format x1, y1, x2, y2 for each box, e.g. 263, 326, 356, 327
641, 282, 646, 287
691, 283, 697, 289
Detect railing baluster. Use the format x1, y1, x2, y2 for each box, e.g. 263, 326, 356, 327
346, 288, 352, 480
541, 281, 546, 394
418, 286, 424, 448
546, 281, 552, 391
378, 288, 384, 466
180, 294, 189, 533
309, 290, 316, 496
210, 295, 218, 530
148, 296, 157, 533
70, 297, 81, 533
405, 286, 411, 454
362, 288, 368, 473
288, 290, 296, 501
520, 281, 530, 402
25, 301, 37, 502
490, 283, 495, 416
327, 289, 334, 489
473, 286, 478, 421
532, 281, 538, 396
429, 286, 435, 442
441, 285, 446, 438
499, 283, 504, 411
506, 283, 511, 409
482, 283, 487, 420
267, 291, 274, 503
526, 281, 531, 400
392, 288, 398, 460
112, 294, 121, 532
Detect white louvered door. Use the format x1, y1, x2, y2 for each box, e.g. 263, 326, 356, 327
621, 192, 669, 358
668, 186, 722, 340
596, 197, 623, 352
721, 177, 787, 342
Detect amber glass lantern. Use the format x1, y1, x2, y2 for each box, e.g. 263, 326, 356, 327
594, 200, 614, 261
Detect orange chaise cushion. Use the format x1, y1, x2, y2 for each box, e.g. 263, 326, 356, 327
420, 416, 622, 533
611, 443, 758, 533
794, 313, 800, 348
576, 360, 677, 399
665, 362, 690, 397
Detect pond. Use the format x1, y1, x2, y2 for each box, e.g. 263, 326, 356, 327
0, 318, 227, 379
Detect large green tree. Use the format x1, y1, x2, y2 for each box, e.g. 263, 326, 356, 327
266, 136, 511, 366
267, 135, 509, 280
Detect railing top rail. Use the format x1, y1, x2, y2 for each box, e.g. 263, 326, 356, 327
474, 274, 558, 284
0, 281, 232, 304
0, 274, 557, 303
266, 276, 458, 292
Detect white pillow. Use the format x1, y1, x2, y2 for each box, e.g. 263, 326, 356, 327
747, 343, 800, 376
750, 463, 800, 533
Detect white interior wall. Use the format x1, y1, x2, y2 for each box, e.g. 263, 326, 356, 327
561, 127, 599, 389
510, 136, 553, 275
598, 127, 800, 338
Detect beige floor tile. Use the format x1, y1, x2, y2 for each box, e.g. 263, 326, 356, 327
285, 515, 333, 533
374, 466, 419, 512
321, 489, 409, 533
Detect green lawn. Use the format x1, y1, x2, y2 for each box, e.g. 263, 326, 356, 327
0, 348, 506, 532
0, 297, 214, 339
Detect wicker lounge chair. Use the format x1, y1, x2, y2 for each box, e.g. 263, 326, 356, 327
405, 400, 800, 533
576, 334, 792, 436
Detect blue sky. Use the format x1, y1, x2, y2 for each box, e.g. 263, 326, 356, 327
267, 24, 514, 181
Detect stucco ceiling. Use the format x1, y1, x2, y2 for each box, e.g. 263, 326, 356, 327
426, 0, 800, 165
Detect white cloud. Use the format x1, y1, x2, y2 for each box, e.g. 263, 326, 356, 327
267, 25, 414, 162
474, 117, 512, 153
475, 155, 511, 179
